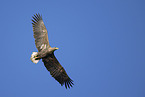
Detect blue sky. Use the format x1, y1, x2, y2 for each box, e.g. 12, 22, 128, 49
0, 0, 145, 97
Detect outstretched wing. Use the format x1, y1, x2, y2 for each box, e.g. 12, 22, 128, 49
32, 13, 50, 52
42, 53, 74, 89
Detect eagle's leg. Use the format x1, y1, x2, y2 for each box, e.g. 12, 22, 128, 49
30, 52, 40, 64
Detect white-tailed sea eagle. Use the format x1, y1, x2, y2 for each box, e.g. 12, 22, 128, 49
30, 13, 73, 89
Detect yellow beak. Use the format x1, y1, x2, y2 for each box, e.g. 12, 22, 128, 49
56, 47, 59, 49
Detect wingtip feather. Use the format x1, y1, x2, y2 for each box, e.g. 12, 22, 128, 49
31, 13, 42, 25
64, 78, 74, 89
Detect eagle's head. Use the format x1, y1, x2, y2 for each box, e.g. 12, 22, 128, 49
49, 47, 59, 52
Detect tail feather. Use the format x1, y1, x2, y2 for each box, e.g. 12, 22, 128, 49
30, 52, 40, 64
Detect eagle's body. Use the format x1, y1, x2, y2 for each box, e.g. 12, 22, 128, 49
30, 13, 73, 89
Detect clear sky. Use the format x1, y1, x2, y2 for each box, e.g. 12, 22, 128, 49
0, 0, 145, 97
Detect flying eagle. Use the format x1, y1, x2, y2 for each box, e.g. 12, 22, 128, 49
30, 13, 73, 89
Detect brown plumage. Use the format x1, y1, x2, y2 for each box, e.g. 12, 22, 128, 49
30, 13, 74, 89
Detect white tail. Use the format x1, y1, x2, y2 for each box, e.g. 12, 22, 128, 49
30, 52, 40, 64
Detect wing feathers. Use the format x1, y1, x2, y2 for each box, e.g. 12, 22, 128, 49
32, 13, 50, 51
42, 53, 74, 89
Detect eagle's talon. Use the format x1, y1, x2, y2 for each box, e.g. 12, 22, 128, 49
35, 56, 39, 60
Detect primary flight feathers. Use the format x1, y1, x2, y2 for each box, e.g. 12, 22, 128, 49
30, 13, 74, 89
